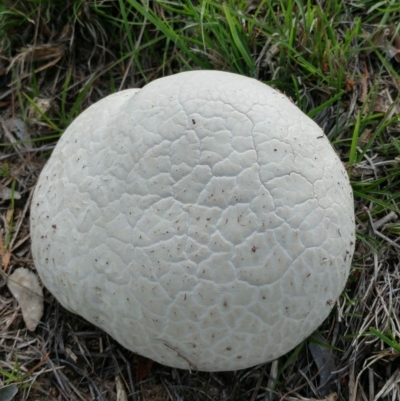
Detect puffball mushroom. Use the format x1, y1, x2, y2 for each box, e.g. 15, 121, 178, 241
31, 70, 355, 372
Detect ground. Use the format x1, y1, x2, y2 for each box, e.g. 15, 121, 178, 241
0, 1, 400, 400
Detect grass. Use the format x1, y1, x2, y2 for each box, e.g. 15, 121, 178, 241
1, 0, 400, 400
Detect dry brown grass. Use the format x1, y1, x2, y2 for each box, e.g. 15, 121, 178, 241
1, 1, 400, 400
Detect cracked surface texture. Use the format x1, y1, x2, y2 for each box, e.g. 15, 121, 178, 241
31, 71, 355, 371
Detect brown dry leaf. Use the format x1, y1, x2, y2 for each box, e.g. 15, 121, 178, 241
345, 76, 356, 92
6, 208, 13, 224
321, 51, 329, 74
373, 93, 391, 113
367, 28, 389, 49
373, 91, 400, 115
27, 97, 58, 121
360, 89, 400, 116
2, 252, 11, 271
115, 375, 128, 401
7, 267, 44, 331
363, 27, 400, 63
358, 129, 373, 146
0, 234, 11, 271
136, 355, 154, 382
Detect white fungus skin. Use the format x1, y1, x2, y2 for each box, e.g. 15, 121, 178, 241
31, 71, 355, 372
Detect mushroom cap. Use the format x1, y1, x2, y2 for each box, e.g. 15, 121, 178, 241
31, 71, 355, 372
